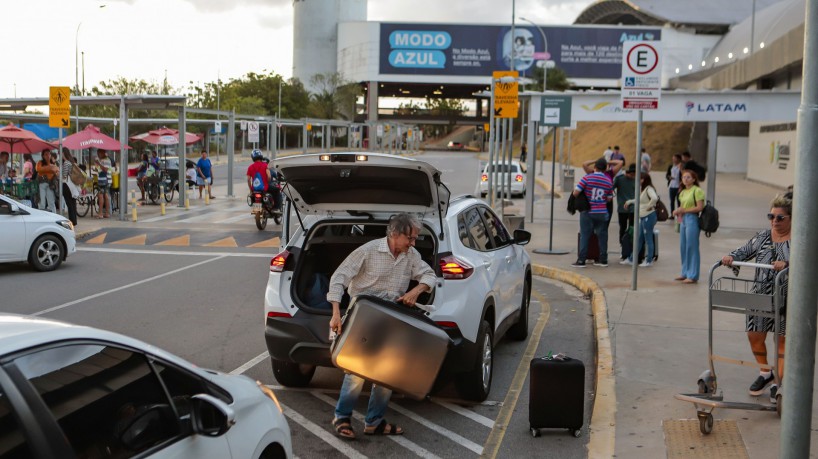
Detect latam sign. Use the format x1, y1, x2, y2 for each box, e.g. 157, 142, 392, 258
685, 101, 748, 114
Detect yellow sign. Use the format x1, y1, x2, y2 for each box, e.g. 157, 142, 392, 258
492, 71, 518, 119
306, 123, 312, 131
49, 86, 71, 129
484, 123, 490, 132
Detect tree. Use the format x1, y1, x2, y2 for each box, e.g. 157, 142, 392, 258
531, 66, 572, 91
425, 97, 466, 117
307, 72, 362, 120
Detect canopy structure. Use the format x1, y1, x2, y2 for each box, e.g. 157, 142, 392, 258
130, 127, 201, 146
63, 124, 131, 151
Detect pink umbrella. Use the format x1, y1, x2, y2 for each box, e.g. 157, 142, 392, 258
63, 124, 132, 151
130, 127, 201, 146
0, 124, 57, 153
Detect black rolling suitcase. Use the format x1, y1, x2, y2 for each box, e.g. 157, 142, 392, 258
529, 355, 585, 437
577, 232, 600, 262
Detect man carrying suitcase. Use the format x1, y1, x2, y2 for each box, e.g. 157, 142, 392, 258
328, 213, 436, 440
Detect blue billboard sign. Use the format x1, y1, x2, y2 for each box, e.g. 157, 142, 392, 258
379, 23, 661, 79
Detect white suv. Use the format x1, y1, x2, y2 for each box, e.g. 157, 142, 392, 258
264, 153, 532, 401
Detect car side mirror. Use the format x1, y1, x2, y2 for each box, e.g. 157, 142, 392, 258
190, 394, 236, 437
513, 229, 531, 245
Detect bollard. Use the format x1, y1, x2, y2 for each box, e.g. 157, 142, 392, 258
205, 192, 210, 206
160, 184, 166, 215
130, 190, 137, 222
185, 197, 190, 209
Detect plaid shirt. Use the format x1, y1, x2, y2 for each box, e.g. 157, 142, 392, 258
327, 237, 436, 303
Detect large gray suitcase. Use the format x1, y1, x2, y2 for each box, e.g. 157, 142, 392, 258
331, 295, 450, 400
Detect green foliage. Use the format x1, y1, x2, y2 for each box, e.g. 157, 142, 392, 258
425, 97, 466, 116
308, 72, 362, 120
530, 66, 572, 91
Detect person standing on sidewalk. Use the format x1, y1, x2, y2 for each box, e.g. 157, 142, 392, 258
327, 213, 435, 439
672, 170, 705, 283
613, 164, 636, 262
721, 194, 791, 403
666, 154, 681, 214
623, 172, 659, 267
60, 148, 78, 226
35, 149, 58, 213
196, 150, 214, 199
572, 158, 613, 268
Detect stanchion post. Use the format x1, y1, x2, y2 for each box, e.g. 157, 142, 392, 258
130, 189, 137, 222
160, 184, 166, 216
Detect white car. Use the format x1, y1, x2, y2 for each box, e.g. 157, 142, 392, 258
0, 194, 76, 271
479, 160, 527, 198
264, 153, 532, 401
0, 314, 292, 459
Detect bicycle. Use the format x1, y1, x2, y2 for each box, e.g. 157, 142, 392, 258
76, 180, 99, 218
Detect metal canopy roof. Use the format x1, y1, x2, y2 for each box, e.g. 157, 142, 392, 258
0, 95, 187, 111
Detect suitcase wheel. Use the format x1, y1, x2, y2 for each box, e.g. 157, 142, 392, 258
572, 428, 582, 438
530, 427, 540, 438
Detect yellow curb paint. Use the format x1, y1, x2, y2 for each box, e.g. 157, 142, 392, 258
204, 237, 238, 247
154, 235, 191, 246
248, 237, 281, 248
111, 234, 147, 245
481, 291, 551, 458
532, 264, 616, 459
534, 177, 563, 198
85, 233, 107, 244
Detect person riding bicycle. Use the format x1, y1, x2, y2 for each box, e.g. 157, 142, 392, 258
246, 150, 281, 209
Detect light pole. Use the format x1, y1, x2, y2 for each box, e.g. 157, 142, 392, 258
519, 17, 548, 92
277, 78, 283, 150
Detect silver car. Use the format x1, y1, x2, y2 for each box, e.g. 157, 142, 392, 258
0, 314, 292, 459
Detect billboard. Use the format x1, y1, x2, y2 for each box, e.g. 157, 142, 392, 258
379, 23, 661, 79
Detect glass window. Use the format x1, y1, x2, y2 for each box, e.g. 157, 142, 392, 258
457, 213, 472, 248
0, 386, 30, 459
480, 207, 510, 248
464, 208, 491, 251
152, 362, 230, 418
15, 344, 180, 458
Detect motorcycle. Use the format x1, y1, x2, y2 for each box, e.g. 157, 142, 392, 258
247, 183, 283, 230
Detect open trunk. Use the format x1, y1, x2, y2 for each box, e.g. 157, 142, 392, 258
291, 221, 438, 313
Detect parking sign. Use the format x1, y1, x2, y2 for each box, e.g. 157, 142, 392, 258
248, 121, 259, 142
621, 41, 661, 109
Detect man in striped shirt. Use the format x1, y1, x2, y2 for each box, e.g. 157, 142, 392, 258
572, 158, 614, 267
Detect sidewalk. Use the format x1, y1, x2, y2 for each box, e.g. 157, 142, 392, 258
522, 169, 815, 457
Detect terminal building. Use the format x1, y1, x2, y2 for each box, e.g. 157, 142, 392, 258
291, 0, 805, 188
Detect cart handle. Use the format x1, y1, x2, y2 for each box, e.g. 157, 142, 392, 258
727, 261, 775, 270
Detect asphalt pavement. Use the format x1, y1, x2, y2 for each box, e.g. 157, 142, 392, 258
70, 152, 818, 458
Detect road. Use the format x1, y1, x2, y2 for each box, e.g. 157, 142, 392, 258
0, 151, 595, 458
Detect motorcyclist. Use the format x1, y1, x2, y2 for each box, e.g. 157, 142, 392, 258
246, 150, 282, 210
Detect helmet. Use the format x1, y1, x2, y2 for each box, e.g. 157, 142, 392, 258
251, 149, 263, 160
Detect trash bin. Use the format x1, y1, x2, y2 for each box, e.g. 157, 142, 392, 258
562, 168, 575, 193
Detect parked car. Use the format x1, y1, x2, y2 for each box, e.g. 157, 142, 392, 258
447, 141, 465, 151
0, 194, 76, 271
264, 153, 532, 401
479, 159, 527, 198
0, 314, 292, 459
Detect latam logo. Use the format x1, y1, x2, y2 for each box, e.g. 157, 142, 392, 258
686, 101, 748, 115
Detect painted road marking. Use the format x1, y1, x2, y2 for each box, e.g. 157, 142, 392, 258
111, 234, 147, 245
388, 402, 483, 455
312, 392, 441, 459
204, 236, 238, 247
432, 400, 494, 428
481, 290, 551, 458
217, 213, 253, 224
32, 256, 227, 316
154, 235, 191, 246
248, 237, 281, 248
281, 404, 367, 459
78, 247, 270, 257
229, 351, 269, 375
86, 232, 107, 244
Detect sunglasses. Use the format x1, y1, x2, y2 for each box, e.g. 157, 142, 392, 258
767, 213, 790, 222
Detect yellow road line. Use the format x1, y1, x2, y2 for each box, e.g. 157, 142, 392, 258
481, 289, 551, 458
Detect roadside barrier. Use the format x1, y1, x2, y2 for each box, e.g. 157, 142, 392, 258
130, 190, 137, 222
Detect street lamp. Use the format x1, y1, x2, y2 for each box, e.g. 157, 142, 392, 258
519, 17, 548, 92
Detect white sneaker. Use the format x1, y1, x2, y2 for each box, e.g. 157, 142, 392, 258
639, 261, 652, 267
619, 259, 632, 265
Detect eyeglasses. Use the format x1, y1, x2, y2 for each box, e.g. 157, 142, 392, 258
767, 213, 790, 222
404, 234, 418, 242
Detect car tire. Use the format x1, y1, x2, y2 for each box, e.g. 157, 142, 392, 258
507, 277, 530, 341
271, 359, 316, 387
456, 319, 493, 402
28, 235, 64, 272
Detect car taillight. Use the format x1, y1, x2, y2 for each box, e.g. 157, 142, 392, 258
267, 311, 292, 318
439, 255, 473, 279
270, 250, 290, 272
515, 174, 524, 182
481, 174, 488, 182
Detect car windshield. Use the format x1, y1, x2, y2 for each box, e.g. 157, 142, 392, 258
486, 164, 519, 173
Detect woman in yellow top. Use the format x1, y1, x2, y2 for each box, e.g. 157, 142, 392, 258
672, 169, 705, 283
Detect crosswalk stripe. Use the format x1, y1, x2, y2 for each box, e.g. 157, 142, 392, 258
311, 392, 441, 459
280, 403, 368, 459
111, 234, 147, 245
85, 232, 107, 244
204, 237, 238, 247
387, 402, 483, 455
217, 213, 253, 224
154, 235, 191, 246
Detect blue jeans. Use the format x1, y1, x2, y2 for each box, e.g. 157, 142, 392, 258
679, 213, 701, 280
38, 182, 56, 213
579, 211, 609, 263
630, 212, 657, 263
334, 373, 392, 427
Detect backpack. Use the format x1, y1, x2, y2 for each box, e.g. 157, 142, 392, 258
251, 171, 266, 191
699, 200, 719, 237
654, 198, 669, 222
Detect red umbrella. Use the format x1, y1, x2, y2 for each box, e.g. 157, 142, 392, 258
0, 124, 57, 153
63, 124, 132, 151
130, 127, 201, 146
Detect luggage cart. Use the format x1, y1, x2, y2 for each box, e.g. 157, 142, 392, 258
675, 261, 788, 434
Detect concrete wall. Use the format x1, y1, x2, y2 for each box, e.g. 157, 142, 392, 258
747, 121, 797, 188
716, 136, 748, 173
337, 22, 380, 83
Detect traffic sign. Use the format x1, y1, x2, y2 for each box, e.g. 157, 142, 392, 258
248, 121, 260, 142
215, 121, 222, 134
49, 86, 71, 128
621, 41, 661, 110
493, 70, 518, 119
540, 96, 572, 127
240, 120, 247, 131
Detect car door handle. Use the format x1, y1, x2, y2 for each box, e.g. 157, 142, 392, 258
482, 260, 492, 267
504, 255, 513, 263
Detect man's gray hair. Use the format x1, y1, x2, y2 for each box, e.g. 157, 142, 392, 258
387, 213, 421, 237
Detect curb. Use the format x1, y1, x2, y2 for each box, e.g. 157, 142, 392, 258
531, 264, 615, 458
534, 177, 563, 198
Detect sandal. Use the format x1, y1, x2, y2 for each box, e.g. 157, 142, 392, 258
364, 419, 403, 436
674, 276, 686, 281
333, 417, 355, 440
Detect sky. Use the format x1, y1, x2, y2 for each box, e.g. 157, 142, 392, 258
0, 0, 594, 99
